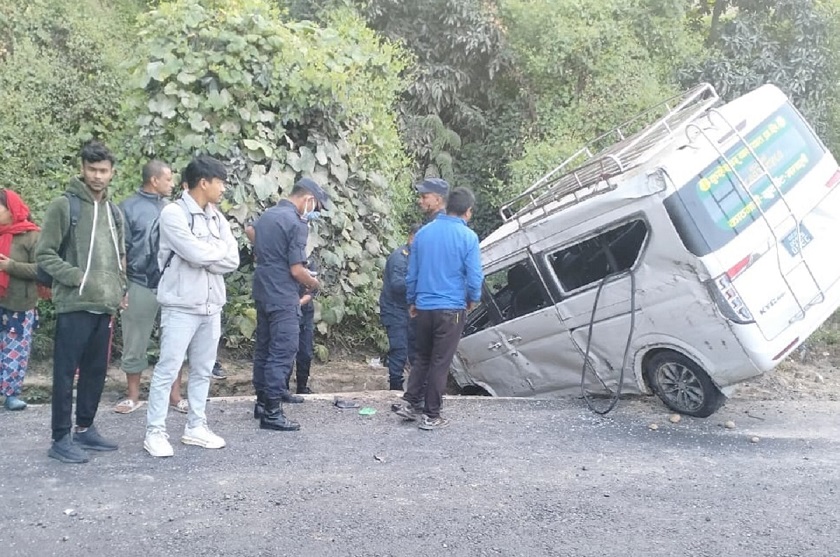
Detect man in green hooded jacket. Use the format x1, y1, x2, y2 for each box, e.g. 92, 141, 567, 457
36, 140, 127, 464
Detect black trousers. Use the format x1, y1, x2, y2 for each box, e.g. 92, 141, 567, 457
295, 309, 314, 387
252, 301, 300, 400
51, 312, 112, 441
404, 309, 466, 419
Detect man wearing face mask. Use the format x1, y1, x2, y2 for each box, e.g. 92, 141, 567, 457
247, 178, 327, 431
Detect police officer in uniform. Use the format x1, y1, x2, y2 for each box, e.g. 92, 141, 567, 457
292, 258, 318, 394
247, 178, 328, 431
415, 177, 448, 221
380, 225, 421, 390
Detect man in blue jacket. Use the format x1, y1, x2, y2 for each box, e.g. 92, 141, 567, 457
379, 224, 420, 391
394, 186, 484, 430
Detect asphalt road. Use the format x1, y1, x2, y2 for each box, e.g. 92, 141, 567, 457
1, 393, 839, 557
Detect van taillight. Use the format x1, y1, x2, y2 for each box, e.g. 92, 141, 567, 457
708, 274, 755, 324
726, 254, 754, 280
826, 169, 840, 189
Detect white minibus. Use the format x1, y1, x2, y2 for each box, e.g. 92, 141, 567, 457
452, 83, 840, 417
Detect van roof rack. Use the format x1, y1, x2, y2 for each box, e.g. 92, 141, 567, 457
499, 83, 720, 223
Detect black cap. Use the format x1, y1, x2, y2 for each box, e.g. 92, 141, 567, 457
296, 177, 329, 209
415, 177, 449, 196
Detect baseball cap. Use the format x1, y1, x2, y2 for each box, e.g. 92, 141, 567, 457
296, 177, 329, 209
415, 177, 449, 197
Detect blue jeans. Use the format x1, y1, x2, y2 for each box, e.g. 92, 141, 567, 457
146, 309, 220, 432
253, 302, 299, 400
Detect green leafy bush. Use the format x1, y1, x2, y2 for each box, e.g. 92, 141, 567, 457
125, 0, 411, 354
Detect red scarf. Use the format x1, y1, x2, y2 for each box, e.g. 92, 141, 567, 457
0, 190, 40, 299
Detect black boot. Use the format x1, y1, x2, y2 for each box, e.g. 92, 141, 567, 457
296, 375, 312, 395
280, 391, 305, 403
253, 392, 266, 420
260, 399, 301, 431
389, 380, 404, 391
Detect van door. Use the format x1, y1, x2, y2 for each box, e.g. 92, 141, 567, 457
541, 219, 649, 393
457, 255, 583, 396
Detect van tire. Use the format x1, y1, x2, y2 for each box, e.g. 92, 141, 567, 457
645, 351, 726, 418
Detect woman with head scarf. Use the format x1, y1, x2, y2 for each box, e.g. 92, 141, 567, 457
0, 189, 41, 410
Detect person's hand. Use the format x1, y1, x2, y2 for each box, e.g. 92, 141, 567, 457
408, 304, 417, 318
0, 254, 12, 272
467, 301, 478, 312
120, 293, 129, 311
300, 294, 312, 306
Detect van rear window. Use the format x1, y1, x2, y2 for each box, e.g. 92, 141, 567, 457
665, 103, 825, 256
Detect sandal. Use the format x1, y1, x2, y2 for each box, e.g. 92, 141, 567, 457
114, 399, 144, 414
170, 399, 189, 414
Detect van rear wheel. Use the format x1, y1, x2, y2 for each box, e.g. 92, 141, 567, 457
646, 352, 725, 418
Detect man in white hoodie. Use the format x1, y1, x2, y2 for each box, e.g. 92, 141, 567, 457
143, 156, 239, 458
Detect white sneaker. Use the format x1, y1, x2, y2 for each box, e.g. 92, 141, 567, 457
144, 430, 174, 458
181, 423, 226, 449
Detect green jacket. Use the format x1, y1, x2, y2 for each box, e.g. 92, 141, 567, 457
35, 177, 126, 314
0, 230, 39, 312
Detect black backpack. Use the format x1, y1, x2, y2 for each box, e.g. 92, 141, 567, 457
36, 193, 122, 288
145, 200, 194, 289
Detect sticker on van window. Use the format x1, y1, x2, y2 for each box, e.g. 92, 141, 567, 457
664, 102, 826, 258
695, 109, 821, 233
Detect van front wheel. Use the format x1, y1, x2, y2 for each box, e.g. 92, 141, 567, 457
646, 352, 725, 418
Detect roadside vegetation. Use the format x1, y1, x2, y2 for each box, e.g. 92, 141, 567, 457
2, 0, 840, 360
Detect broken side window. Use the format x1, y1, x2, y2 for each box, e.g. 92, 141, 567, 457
547, 219, 648, 292
463, 259, 552, 338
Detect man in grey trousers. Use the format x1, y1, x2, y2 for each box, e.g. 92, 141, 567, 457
114, 159, 185, 415
143, 156, 239, 458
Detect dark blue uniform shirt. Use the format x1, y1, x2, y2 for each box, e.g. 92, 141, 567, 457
298, 258, 319, 316
380, 243, 410, 326
252, 200, 308, 309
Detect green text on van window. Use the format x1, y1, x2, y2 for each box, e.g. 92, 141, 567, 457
696, 105, 822, 233
664, 103, 826, 257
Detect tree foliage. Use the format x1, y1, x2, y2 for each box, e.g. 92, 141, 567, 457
686, 0, 840, 151
7, 0, 840, 357
126, 0, 410, 352
282, 0, 523, 237
500, 0, 705, 190
0, 0, 142, 212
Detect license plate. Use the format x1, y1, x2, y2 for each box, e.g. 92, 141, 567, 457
782, 224, 813, 257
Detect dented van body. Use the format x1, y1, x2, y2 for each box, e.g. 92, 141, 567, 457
453, 84, 840, 417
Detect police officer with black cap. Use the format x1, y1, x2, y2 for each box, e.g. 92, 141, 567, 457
415, 177, 449, 221
247, 177, 328, 431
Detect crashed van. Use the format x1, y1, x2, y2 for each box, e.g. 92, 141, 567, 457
452, 83, 840, 417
